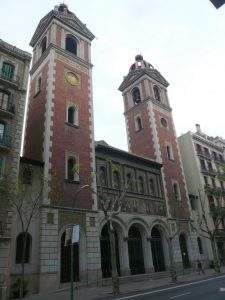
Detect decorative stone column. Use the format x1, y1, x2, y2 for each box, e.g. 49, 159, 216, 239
120, 237, 130, 276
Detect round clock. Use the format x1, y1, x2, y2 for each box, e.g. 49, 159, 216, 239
65, 72, 80, 86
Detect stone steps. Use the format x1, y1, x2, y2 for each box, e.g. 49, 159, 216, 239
101, 271, 171, 286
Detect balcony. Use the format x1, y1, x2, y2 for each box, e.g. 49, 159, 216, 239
201, 167, 217, 176
0, 70, 20, 86
196, 150, 211, 160
213, 155, 225, 164
0, 133, 11, 150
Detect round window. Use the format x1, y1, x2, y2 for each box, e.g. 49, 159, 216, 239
161, 118, 168, 127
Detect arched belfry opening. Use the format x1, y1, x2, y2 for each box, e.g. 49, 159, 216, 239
151, 226, 165, 272
128, 225, 145, 275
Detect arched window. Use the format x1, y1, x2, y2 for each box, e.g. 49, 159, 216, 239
173, 182, 180, 201
41, 36, 47, 54
67, 157, 76, 181
135, 116, 143, 131
153, 85, 161, 101
197, 237, 203, 254
67, 106, 75, 124
99, 166, 107, 186
113, 171, 120, 189
132, 87, 141, 105
138, 176, 144, 194
126, 173, 133, 191
16, 232, 32, 264
149, 178, 155, 195
65, 35, 77, 56
35, 77, 41, 94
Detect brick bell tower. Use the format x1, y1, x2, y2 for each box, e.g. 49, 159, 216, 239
24, 3, 96, 209
119, 55, 190, 221
24, 4, 100, 290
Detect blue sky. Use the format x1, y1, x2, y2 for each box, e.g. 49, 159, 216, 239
1, 0, 225, 150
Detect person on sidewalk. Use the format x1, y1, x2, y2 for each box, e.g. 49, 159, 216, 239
197, 259, 205, 275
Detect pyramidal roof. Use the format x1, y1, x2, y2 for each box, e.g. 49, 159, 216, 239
119, 55, 169, 91
30, 4, 95, 46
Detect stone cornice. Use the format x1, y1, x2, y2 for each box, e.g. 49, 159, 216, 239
192, 134, 223, 152
0, 39, 31, 61
30, 43, 92, 75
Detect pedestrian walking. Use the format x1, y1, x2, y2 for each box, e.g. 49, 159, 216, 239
197, 259, 205, 275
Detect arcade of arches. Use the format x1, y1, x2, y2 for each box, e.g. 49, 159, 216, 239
100, 222, 171, 278
59, 223, 192, 282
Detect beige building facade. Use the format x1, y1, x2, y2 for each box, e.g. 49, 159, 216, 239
178, 124, 225, 266
0, 39, 31, 296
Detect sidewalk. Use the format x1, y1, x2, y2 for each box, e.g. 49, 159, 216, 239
26, 268, 225, 300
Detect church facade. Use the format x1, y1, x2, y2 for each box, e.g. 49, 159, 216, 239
3, 3, 208, 295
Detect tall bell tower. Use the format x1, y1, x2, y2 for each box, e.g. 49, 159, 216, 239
24, 3, 96, 209
24, 4, 100, 290
119, 55, 190, 220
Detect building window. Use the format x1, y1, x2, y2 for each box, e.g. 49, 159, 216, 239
126, 173, 133, 191
153, 85, 161, 101
138, 176, 144, 194
161, 118, 168, 128
0, 90, 12, 111
16, 232, 32, 264
204, 176, 208, 186
2, 62, 15, 80
197, 237, 203, 254
22, 165, 33, 185
166, 144, 174, 160
0, 122, 6, 143
207, 161, 213, 172
99, 166, 108, 186
208, 194, 214, 208
200, 159, 206, 171
132, 87, 141, 105
65, 35, 77, 56
67, 157, 77, 182
211, 177, 216, 188
35, 76, 41, 95
189, 194, 197, 210
149, 177, 156, 196
173, 182, 181, 201
134, 115, 143, 131
68, 106, 75, 124
41, 36, 47, 54
113, 171, 120, 189
204, 147, 210, 157
196, 143, 202, 154
0, 155, 5, 178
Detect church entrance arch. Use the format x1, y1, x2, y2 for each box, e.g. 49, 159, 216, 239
100, 223, 121, 278
179, 233, 190, 268
128, 225, 145, 275
60, 231, 79, 283
151, 226, 166, 272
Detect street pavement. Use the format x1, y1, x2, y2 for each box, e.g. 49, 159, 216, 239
115, 275, 225, 300
26, 268, 225, 300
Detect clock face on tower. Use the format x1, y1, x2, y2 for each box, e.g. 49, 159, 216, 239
65, 72, 80, 86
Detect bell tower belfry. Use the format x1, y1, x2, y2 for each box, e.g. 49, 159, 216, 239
119, 55, 190, 220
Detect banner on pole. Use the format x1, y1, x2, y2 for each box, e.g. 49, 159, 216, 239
72, 225, 80, 243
